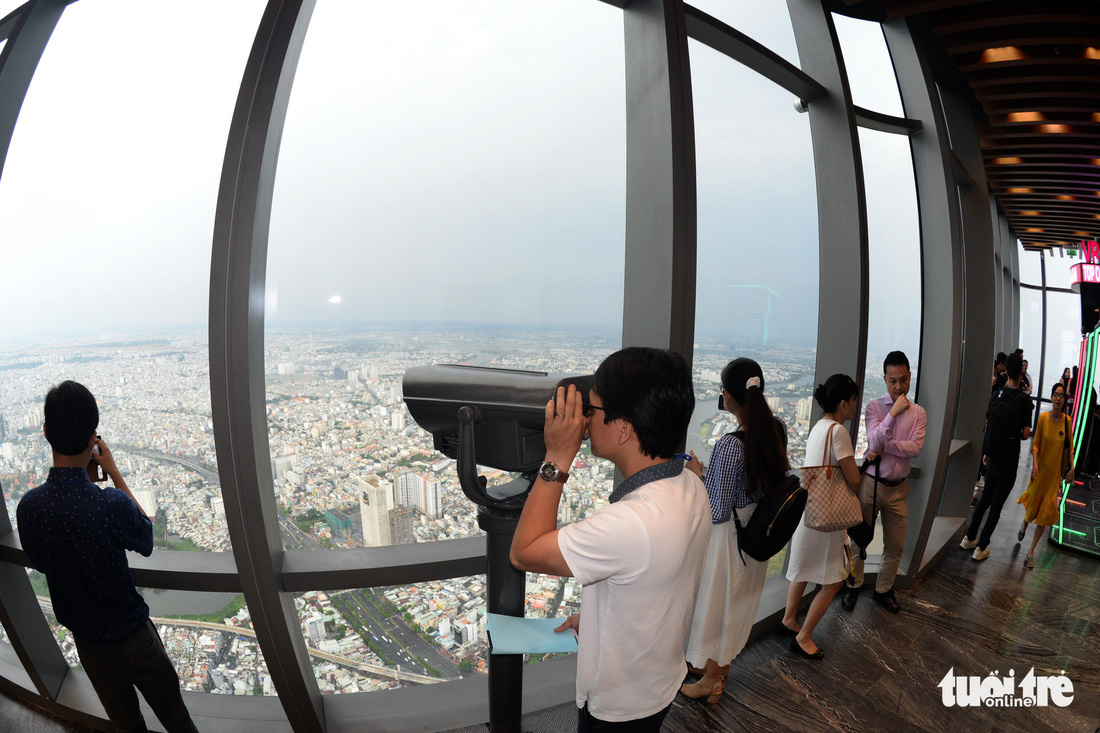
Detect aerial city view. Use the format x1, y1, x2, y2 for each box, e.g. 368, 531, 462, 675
0, 326, 818, 696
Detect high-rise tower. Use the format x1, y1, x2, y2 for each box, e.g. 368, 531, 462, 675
358, 475, 393, 547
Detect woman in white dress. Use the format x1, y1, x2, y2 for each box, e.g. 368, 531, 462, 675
780, 373, 861, 660
681, 358, 790, 703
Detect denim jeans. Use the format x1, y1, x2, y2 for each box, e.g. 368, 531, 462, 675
967, 461, 1020, 551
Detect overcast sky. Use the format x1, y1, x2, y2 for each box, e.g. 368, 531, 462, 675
0, 0, 924, 350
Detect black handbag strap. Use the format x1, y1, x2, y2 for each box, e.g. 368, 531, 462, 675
855, 455, 881, 559
728, 431, 749, 567
858, 455, 880, 515
731, 505, 747, 567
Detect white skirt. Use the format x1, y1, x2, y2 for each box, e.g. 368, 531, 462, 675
684, 505, 768, 667
785, 514, 848, 585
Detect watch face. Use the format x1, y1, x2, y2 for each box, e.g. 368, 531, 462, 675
539, 462, 558, 481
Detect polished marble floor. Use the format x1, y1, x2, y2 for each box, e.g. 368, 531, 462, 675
0, 693, 95, 733
3, 461, 1099, 733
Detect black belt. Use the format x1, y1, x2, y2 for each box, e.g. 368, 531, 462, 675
869, 474, 905, 488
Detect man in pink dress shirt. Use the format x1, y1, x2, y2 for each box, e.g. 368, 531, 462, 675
842, 351, 926, 614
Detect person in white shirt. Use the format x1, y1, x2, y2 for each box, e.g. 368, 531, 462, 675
1020, 358, 1033, 395
510, 347, 711, 732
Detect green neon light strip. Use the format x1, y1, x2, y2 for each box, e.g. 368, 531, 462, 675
1060, 334, 1096, 543
1071, 333, 1094, 466
1060, 337, 1086, 539
1060, 528, 1087, 538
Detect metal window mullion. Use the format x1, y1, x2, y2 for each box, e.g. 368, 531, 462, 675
0, 0, 64, 182
0, 0, 71, 702
1036, 251, 1047, 431
621, 0, 697, 360
209, 1, 322, 730
879, 16, 962, 577
786, 0, 868, 434
1007, 219, 1020, 345
940, 86, 999, 496
682, 3, 825, 103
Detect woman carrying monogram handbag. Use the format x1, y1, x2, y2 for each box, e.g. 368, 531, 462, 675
1016, 382, 1074, 569
781, 374, 861, 660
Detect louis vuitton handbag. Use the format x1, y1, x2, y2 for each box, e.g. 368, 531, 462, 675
801, 423, 862, 532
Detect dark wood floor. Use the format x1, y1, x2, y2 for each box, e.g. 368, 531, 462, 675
3, 464, 1099, 733
450, 466, 1100, 733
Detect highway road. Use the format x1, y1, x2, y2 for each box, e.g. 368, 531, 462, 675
115, 445, 465, 682
117, 443, 321, 551
34, 597, 441, 685
332, 589, 461, 680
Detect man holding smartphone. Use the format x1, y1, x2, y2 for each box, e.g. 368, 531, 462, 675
510, 348, 711, 731
17, 380, 199, 733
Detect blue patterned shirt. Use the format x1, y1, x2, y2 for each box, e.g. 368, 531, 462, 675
705, 419, 788, 524
17, 467, 153, 643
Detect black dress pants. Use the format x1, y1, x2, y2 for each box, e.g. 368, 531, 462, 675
577, 701, 672, 732
74, 619, 199, 733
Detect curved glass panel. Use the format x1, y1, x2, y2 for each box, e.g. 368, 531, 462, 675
1045, 250, 1077, 290
0, 0, 266, 703
1019, 245, 1042, 286
831, 13, 904, 117
855, 128, 921, 456
1019, 288, 1043, 389
688, 38, 819, 579
37, 586, 274, 696
265, 0, 625, 550
0, 0, 266, 546
302, 575, 491, 694
1045, 291, 1082, 397
687, 1, 800, 66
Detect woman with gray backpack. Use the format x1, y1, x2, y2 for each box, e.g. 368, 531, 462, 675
681, 358, 793, 704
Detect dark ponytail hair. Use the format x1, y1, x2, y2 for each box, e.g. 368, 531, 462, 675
814, 373, 859, 414
721, 358, 790, 495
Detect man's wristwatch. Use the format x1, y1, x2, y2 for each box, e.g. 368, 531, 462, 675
538, 461, 570, 484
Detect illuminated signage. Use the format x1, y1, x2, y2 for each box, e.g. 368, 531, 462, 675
1076, 240, 1100, 264
1070, 240, 1100, 292
1072, 262, 1100, 288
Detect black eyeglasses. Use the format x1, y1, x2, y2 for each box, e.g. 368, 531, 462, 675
582, 403, 606, 418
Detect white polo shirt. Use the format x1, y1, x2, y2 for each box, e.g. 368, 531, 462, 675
557, 465, 711, 722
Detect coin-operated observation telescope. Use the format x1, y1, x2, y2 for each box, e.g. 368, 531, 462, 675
403, 365, 591, 733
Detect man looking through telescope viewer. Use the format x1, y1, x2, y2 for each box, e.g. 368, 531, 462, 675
510, 347, 711, 732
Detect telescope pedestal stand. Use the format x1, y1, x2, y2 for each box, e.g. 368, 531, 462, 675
478, 505, 526, 733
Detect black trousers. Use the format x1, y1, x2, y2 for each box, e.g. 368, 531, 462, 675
966, 460, 1019, 551
74, 619, 199, 733
578, 701, 672, 732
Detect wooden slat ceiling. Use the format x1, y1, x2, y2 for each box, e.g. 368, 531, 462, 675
842, 0, 1100, 251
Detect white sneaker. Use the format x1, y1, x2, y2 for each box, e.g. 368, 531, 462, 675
960, 536, 979, 550
972, 547, 990, 561
976, 477, 985, 488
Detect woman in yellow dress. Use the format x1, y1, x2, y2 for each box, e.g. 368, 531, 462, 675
1017, 382, 1073, 569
